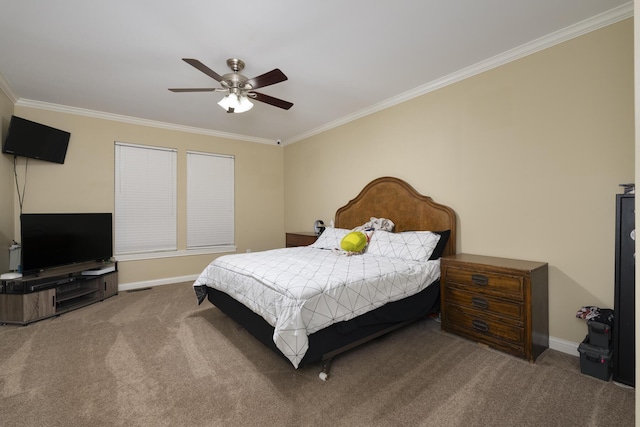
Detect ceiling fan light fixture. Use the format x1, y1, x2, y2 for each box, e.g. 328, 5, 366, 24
236, 95, 254, 113
217, 93, 253, 113
173, 58, 292, 111
217, 94, 234, 111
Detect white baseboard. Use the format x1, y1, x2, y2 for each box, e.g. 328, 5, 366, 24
118, 274, 199, 292
549, 335, 579, 357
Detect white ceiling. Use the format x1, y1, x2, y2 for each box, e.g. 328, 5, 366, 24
0, 1, 632, 145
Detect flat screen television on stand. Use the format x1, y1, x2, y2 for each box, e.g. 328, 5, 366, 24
20, 213, 113, 275
2, 116, 70, 164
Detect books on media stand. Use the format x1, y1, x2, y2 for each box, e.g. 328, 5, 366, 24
81, 264, 116, 276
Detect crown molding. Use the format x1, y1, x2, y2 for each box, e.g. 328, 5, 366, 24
12, 98, 276, 145
285, 2, 634, 145
2, 3, 633, 147
0, 72, 19, 104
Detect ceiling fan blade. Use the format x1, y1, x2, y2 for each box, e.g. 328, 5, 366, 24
250, 92, 293, 110
182, 58, 224, 82
246, 69, 288, 90
169, 88, 216, 92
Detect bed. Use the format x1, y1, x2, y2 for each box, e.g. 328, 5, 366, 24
194, 176, 456, 379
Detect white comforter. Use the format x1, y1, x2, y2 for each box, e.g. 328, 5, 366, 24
194, 246, 440, 368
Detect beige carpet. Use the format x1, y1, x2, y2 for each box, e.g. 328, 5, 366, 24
0, 282, 634, 427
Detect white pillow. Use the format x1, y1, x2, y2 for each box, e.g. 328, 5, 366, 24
310, 228, 350, 250
367, 230, 441, 261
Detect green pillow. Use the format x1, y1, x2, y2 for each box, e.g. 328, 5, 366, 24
340, 231, 368, 253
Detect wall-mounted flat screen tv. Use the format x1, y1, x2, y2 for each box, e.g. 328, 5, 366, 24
20, 213, 113, 274
2, 115, 70, 164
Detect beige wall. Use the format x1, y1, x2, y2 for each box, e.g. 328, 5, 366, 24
284, 19, 634, 346
6, 107, 285, 285
0, 89, 15, 271
0, 18, 632, 349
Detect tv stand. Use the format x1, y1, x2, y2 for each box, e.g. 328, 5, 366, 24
0, 261, 118, 325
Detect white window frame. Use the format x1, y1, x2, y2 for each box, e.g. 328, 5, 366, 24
114, 142, 177, 258
186, 151, 235, 252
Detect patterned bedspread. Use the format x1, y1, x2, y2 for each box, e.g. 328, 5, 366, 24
193, 246, 440, 368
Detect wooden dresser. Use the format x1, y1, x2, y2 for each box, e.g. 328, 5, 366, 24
440, 254, 549, 362
285, 232, 317, 247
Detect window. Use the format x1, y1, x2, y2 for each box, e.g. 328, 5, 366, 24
187, 151, 235, 249
114, 142, 177, 255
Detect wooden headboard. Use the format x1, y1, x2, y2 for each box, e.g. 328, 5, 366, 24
334, 177, 457, 257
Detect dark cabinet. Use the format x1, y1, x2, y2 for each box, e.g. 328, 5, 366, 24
0, 262, 118, 325
613, 194, 635, 386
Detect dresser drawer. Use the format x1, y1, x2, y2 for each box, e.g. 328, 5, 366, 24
444, 266, 524, 301
444, 287, 523, 321
443, 304, 525, 354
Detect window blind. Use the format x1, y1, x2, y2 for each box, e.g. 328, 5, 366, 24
187, 151, 235, 249
115, 142, 177, 255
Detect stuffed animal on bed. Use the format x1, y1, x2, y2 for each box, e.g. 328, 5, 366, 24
338, 217, 396, 255
340, 231, 368, 253
353, 217, 395, 232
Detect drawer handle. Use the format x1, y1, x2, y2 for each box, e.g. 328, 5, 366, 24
471, 274, 488, 286
585, 353, 603, 363
590, 323, 609, 334
471, 297, 489, 310
472, 319, 489, 332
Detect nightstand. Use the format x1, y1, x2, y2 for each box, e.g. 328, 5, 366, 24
440, 254, 549, 362
285, 232, 317, 247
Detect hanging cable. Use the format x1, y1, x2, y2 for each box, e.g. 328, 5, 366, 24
13, 156, 27, 214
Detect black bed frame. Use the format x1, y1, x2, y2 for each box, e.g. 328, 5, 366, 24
200, 281, 440, 376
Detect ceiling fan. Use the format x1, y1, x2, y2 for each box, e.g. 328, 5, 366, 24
169, 58, 293, 113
